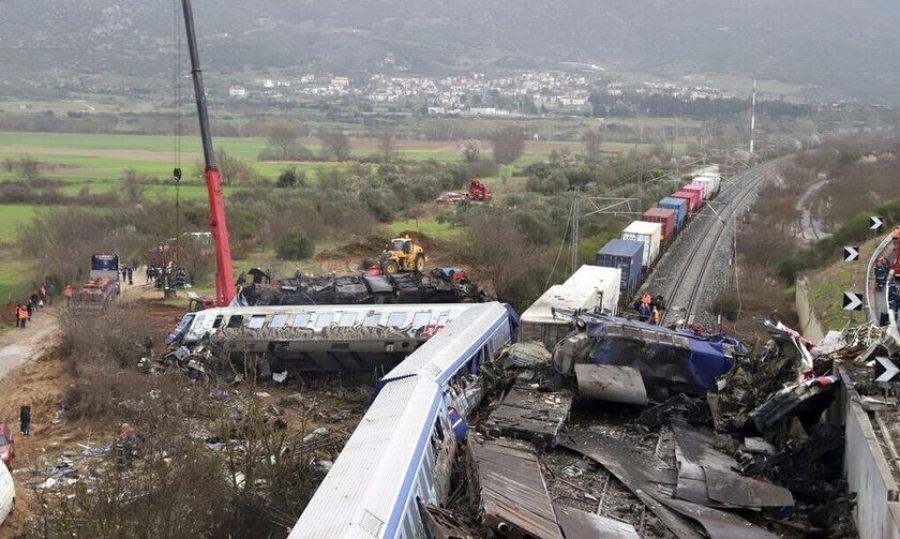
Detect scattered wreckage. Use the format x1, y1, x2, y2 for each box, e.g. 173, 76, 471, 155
235, 267, 487, 307
406, 313, 871, 539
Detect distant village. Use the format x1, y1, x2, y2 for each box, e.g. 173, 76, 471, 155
227, 59, 736, 117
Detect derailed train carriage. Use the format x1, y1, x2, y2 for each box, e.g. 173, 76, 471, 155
289, 302, 517, 539
164, 303, 493, 374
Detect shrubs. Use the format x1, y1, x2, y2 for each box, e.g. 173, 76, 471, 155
276, 228, 316, 260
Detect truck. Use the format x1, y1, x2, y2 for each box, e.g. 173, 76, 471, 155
434, 179, 493, 204
71, 254, 121, 311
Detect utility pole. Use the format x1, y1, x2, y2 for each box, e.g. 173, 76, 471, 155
570, 187, 580, 276
749, 79, 757, 155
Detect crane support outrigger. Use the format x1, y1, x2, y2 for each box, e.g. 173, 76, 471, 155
181, 0, 235, 306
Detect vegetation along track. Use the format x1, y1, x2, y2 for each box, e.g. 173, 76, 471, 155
654, 160, 783, 327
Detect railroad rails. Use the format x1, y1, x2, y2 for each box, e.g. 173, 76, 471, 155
653, 160, 782, 326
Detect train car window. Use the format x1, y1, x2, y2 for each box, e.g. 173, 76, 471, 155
339, 312, 359, 327
437, 313, 449, 326
212, 315, 224, 329
314, 313, 334, 328
270, 314, 288, 328
291, 313, 311, 327
248, 315, 266, 329
388, 312, 409, 327
226, 315, 243, 328
412, 311, 431, 328
363, 312, 381, 327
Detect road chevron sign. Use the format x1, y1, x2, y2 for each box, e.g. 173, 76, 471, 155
870, 216, 884, 230
842, 291, 863, 311
843, 246, 859, 262
875, 356, 900, 383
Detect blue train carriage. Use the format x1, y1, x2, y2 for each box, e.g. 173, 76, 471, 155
289, 302, 515, 539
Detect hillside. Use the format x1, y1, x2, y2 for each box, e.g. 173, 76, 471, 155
0, 0, 899, 103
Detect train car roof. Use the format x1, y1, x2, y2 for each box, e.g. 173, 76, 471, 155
289, 375, 440, 539
379, 302, 511, 386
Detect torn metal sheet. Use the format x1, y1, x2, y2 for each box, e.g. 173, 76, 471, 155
575, 364, 648, 405
418, 500, 479, 539
671, 420, 794, 508
675, 443, 715, 507
559, 439, 703, 539
749, 376, 839, 435
467, 435, 564, 539
482, 387, 572, 448
563, 436, 780, 539
554, 503, 640, 539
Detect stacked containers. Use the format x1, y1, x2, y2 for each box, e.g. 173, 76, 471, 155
658, 197, 687, 230
519, 284, 599, 348
642, 208, 676, 245
622, 221, 662, 268
682, 184, 705, 208
672, 190, 698, 214
595, 239, 644, 297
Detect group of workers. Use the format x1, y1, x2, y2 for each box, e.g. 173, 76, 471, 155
637, 291, 662, 325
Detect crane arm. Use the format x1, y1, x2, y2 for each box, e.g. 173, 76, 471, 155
181, 0, 235, 306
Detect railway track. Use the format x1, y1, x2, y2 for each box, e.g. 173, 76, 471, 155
653, 160, 781, 326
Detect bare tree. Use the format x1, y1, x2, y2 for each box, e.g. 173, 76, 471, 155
492, 126, 524, 164
377, 129, 398, 163
319, 131, 352, 161
460, 139, 481, 163
465, 209, 535, 300
268, 123, 299, 160
581, 129, 603, 162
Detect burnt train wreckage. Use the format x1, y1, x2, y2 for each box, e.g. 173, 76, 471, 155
234, 268, 488, 306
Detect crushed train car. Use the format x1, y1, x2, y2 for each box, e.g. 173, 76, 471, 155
235, 268, 487, 307
552, 312, 749, 400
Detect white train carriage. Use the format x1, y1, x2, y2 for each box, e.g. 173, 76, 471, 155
290, 302, 515, 539
166, 304, 477, 372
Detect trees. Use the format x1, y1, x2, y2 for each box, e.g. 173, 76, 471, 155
267, 123, 299, 160
319, 131, 352, 161
581, 128, 603, 162
460, 139, 481, 163
377, 129, 398, 163
465, 209, 535, 301
276, 167, 307, 188
492, 126, 524, 164
276, 228, 316, 260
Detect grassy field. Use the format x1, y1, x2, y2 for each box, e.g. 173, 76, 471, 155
0, 204, 37, 243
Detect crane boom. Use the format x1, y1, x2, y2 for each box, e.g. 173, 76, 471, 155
181, 0, 235, 306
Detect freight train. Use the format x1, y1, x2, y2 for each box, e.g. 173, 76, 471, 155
595, 168, 722, 301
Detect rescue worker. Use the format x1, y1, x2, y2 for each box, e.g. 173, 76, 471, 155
889, 282, 900, 316
16, 304, 27, 329
651, 305, 661, 325
639, 302, 651, 323
893, 225, 900, 247
641, 291, 652, 306
20, 404, 30, 436
64, 283, 74, 306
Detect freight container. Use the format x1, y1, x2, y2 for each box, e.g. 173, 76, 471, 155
658, 197, 687, 230
682, 184, 705, 208
519, 284, 600, 349
672, 190, 698, 214
622, 221, 662, 268
692, 175, 719, 199
642, 207, 676, 245
565, 265, 621, 316
595, 239, 644, 297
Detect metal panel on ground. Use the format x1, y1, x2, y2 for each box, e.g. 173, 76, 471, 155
468, 435, 564, 539
482, 387, 572, 448
554, 503, 640, 539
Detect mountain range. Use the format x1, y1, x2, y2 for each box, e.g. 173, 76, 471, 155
0, 0, 898, 104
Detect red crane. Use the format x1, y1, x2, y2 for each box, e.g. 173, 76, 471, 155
181, 0, 235, 306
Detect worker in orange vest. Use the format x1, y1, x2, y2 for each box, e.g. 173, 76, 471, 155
64, 283, 74, 307
641, 292, 652, 306
16, 303, 27, 329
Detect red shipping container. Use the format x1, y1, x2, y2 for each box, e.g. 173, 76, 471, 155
682, 185, 705, 207
672, 190, 698, 214
642, 207, 676, 244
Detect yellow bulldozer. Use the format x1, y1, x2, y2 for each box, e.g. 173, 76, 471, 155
378, 236, 426, 274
